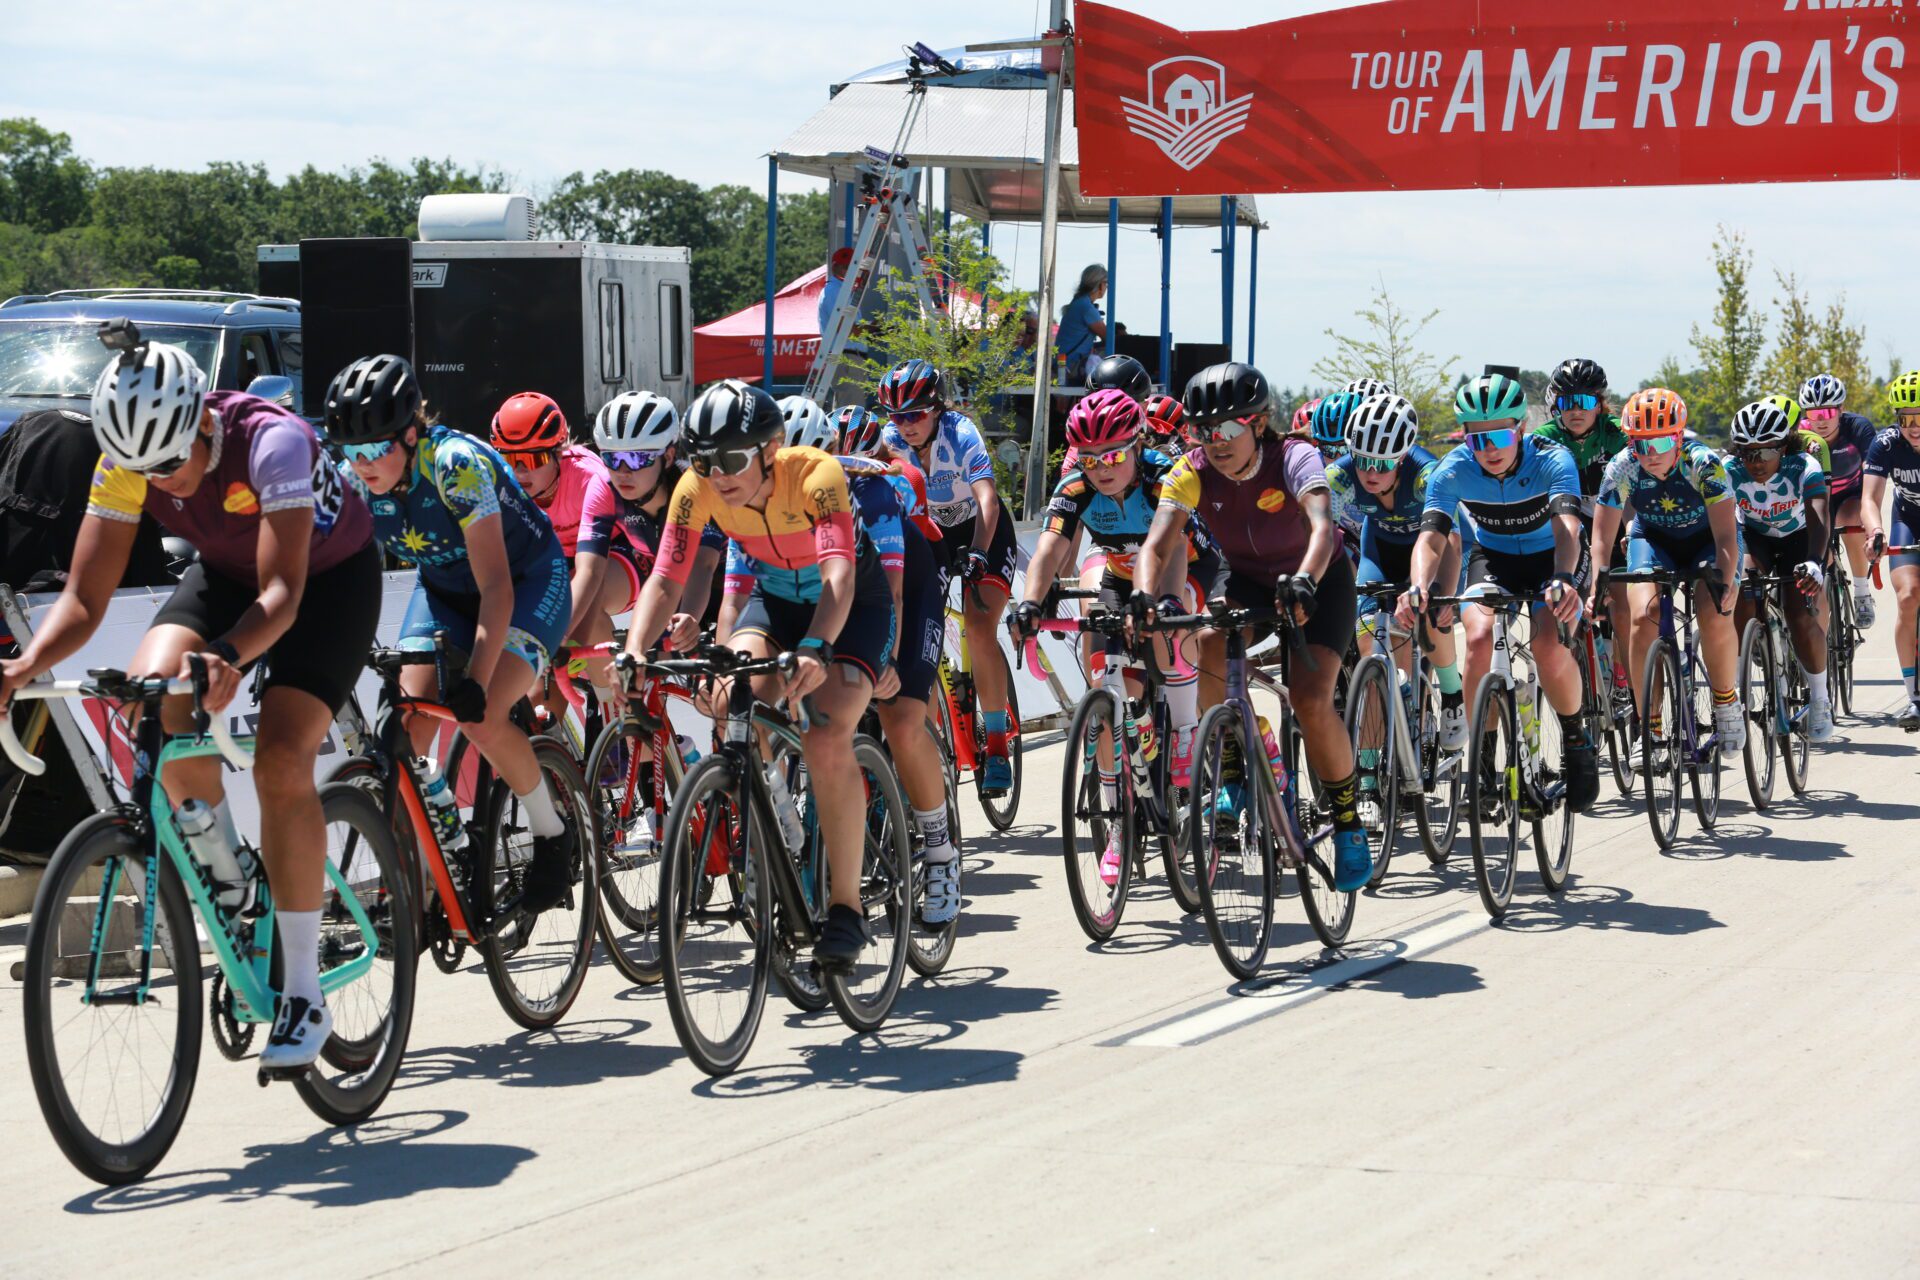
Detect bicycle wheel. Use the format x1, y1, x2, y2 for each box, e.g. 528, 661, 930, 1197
1829, 573, 1856, 717
24, 813, 201, 1185
1411, 666, 1462, 866
295, 782, 418, 1126
1738, 620, 1776, 811
476, 739, 600, 1029
1345, 656, 1399, 888
1467, 677, 1520, 919
660, 753, 771, 1076
1782, 643, 1812, 796
1286, 707, 1354, 947
586, 722, 669, 986
977, 681, 1023, 832
1640, 640, 1684, 850
1530, 679, 1575, 895
1190, 703, 1273, 978
825, 735, 912, 1033
1596, 630, 1636, 798
908, 720, 961, 978
1687, 651, 1722, 831
761, 737, 830, 1014
1060, 689, 1133, 942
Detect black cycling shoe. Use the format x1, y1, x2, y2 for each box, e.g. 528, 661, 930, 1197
519, 828, 576, 915
1563, 735, 1601, 813
814, 903, 868, 975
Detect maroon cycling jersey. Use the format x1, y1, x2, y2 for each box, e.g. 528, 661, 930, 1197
1157, 437, 1329, 580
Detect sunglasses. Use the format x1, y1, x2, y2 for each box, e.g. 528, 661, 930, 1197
1080, 447, 1132, 472
503, 449, 557, 473
342, 439, 400, 463
687, 446, 762, 478
1803, 407, 1839, 422
1467, 428, 1518, 451
604, 450, 663, 472
1898, 409, 1920, 422
887, 408, 935, 426
1201, 420, 1250, 444
1554, 394, 1600, 413
1737, 446, 1784, 463
140, 446, 196, 478
1631, 435, 1680, 456
1355, 455, 1399, 473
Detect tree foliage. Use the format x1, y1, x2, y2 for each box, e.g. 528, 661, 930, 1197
1686, 226, 1770, 431
1311, 277, 1459, 436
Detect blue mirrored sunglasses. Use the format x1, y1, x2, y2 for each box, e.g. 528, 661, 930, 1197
1554, 394, 1600, 412
342, 439, 400, 462
604, 450, 663, 472
1467, 428, 1518, 451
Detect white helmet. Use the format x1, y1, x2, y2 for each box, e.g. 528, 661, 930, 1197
1798, 373, 1845, 410
593, 390, 680, 453
778, 395, 838, 452
91, 340, 208, 471
1730, 398, 1795, 447
1347, 393, 1420, 462
1343, 377, 1395, 400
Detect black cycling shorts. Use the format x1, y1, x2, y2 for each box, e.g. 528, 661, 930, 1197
1211, 551, 1358, 657
894, 527, 947, 704
1744, 526, 1813, 578
153, 540, 383, 713
1466, 542, 1589, 600
731, 564, 896, 686
941, 510, 1018, 595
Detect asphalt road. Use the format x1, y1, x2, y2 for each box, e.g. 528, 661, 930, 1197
3, 632, 1918, 1277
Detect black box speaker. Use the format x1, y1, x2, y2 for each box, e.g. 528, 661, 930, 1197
297, 238, 414, 414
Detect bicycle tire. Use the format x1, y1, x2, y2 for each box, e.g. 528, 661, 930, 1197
1060, 689, 1133, 942
1829, 572, 1856, 717
1190, 703, 1273, 978
1738, 619, 1777, 811
475, 740, 600, 1029
1412, 665, 1462, 866
1782, 641, 1812, 796
1593, 628, 1636, 798
825, 735, 913, 1033
1286, 705, 1354, 948
293, 782, 418, 1126
585, 721, 671, 986
1344, 656, 1399, 888
1640, 640, 1684, 850
908, 720, 961, 978
659, 754, 772, 1076
1687, 650, 1722, 831
24, 812, 202, 1185
1467, 677, 1520, 919
1531, 672, 1575, 895
1153, 692, 1203, 915
977, 681, 1023, 832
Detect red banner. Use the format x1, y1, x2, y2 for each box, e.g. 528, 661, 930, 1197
1074, 0, 1920, 196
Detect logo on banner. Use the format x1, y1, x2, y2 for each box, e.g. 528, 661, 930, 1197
1120, 56, 1253, 171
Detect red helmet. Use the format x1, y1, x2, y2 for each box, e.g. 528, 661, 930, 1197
1291, 396, 1323, 434
492, 391, 568, 452
1066, 387, 1143, 453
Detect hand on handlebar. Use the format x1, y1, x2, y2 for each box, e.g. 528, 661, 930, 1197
1868, 528, 1889, 562
1544, 577, 1584, 626
874, 663, 901, 701
1008, 599, 1045, 642
963, 547, 990, 585
1276, 575, 1318, 628
782, 650, 828, 716
184, 650, 243, 713
665, 612, 701, 654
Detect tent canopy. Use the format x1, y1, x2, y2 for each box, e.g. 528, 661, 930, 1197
694, 265, 826, 383
772, 83, 1264, 229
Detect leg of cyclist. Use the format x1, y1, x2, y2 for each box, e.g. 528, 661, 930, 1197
1892, 558, 1920, 727
1785, 575, 1832, 740
883, 538, 960, 923
1835, 490, 1874, 628
962, 513, 1017, 793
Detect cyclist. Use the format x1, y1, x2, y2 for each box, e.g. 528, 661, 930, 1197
1585, 388, 1744, 752
784, 396, 961, 924
1061, 351, 1153, 475
1290, 397, 1322, 437
1395, 373, 1599, 814
1, 327, 383, 1071
1142, 393, 1188, 456
1799, 373, 1881, 629
1307, 390, 1368, 560
331, 355, 580, 913
622, 381, 894, 971
1333, 393, 1467, 751
591, 390, 724, 645
1534, 357, 1632, 704
1135, 361, 1371, 893
1861, 371, 1920, 727
876, 359, 1017, 796
490, 392, 625, 705
1724, 396, 1835, 742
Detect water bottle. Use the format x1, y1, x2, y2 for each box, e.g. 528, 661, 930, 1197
1516, 681, 1541, 765
1255, 715, 1287, 785
176, 799, 254, 911
1397, 669, 1416, 726
766, 763, 807, 854
1125, 698, 1158, 767
676, 733, 701, 767
415, 757, 469, 853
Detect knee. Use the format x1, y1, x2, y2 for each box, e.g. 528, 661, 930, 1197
252, 738, 319, 803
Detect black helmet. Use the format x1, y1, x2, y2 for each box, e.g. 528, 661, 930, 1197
1182, 362, 1271, 425
1085, 352, 1152, 402
323, 354, 421, 446
683, 380, 784, 456
1548, 357, 1608, 400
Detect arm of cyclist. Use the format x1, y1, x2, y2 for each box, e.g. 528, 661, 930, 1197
1862, 473, 1889, 559
0, 512, 139, 702
678, 543, 722, 628
1135, 504, 1189, 619
191, 505, 314, 712
1012, 526, 1077, 640
1286, 487, 1341, 626
966, 475, 1002, 580
1586, 502, 1623, 617
1546, 510, 1585, 624
1709, 499, 1742, 615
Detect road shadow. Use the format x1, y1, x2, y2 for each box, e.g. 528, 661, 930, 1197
1799, 790, 1920, 821
1096, 911, 1216, 955
1369, 860, 1475, 901
64, 1110, 530, 1214
1664, 820, 1850, 863
395, 1018, 680, 1091
1818, 739, 1913, 757
971, 826, 1055, 857
1335, 956, 1487, 1000
1497, 882, 1726, 936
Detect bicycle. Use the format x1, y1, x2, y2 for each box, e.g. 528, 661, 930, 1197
1574, 579, 1637, 797
1177, 594, 1350, 979
935, 576, 1023, 832
332, 639, 600, 1029
1827, 523, 1866, 718
650, 642, 913, 1076
856, 696, 963, 978
1611, 568, 1725, 848
1737, 568, 1815, 807
1871, 544, 1920, 733
1344, 585, 1462, 883
1438, 590, 1577, 920
1029, 591, 1199, 941
15, 662, 415, 1185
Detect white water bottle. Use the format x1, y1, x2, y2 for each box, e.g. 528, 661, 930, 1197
177, 799, 253, 910
416, 757, 469, 853
766, 764, 806, 853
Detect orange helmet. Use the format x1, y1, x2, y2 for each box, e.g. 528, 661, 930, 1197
492, 391, 569, 452
1623, 388, 1687, 438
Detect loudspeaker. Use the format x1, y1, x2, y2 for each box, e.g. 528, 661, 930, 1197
297, 238, 414, 414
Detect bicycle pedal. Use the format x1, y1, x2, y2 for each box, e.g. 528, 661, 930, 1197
256, 1063, 308, 1087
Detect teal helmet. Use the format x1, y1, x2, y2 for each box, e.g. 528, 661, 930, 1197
1309, 391, 1364, 448
1455, 373, 1528, 424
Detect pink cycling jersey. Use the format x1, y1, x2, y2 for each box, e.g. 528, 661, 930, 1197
535, 445, 617, 558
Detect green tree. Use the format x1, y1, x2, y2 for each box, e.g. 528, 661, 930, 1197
1311, 277, 1458, 435
1758, 269, 1821, 398
1687, 226, 1768, 432
88, 162, 278, 292
0, 118, 94, 233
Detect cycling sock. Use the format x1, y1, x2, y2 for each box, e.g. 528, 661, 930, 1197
1557, 711, 1587, 746
1326, 770, 1360, 830
914, 805, 956, 862
516, 778, 565, 838
1165, 674, 1199, 732
1807, 668, 1830, 705
1713, 686, 1738, 706
1434, 662, 1463, 697
1099, 770, 1120, 809
276, 909, 324, 1005
591, 681, 613, 708
982, 709, 1010, 757
1904, 666, 1918, 697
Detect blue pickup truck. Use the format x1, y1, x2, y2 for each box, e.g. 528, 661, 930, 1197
0, 289, 304, 433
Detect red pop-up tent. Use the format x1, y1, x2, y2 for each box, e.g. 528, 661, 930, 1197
694, 266, 826, 383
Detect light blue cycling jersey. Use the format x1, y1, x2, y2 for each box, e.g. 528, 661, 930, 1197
1328, 445, 1440, 546
881, 410, 994, 529
1595, 442, 1731, 539
1722, 451, 1828, 536
1420, 435, 1581, 555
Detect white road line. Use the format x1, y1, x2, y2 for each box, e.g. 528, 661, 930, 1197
1110, 908, 1485, 1048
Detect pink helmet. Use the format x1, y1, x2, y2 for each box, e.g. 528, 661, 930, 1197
1066, 387, 1144, 453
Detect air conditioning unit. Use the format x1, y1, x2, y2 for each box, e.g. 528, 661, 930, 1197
417, 193, 538, 241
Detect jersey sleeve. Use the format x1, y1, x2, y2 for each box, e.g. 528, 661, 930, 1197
1419, 453, 1460, 534
1690, 447, 1732, 505
1800, 453, 1829, 498
799, 452, 858, 564
576, 463, 616, 557
954, 419, 994, 485
851, 475, 906, 571
1595, 449, 1635, 509
656, 467, 715, 586
1281, 439, 1331, 496
430, 437, 505, 530
249, 417, 319, 515
1865, 429, 1896, 478
698, 519, 728, 553
1158, 453, 1204, 516
1542, 441, 1583, 513
85, 453, 147, 524
1044, 474, 1093, 538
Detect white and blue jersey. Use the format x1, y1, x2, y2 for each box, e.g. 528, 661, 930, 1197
881, 410, 994, 530
1865, 428, 1920, 527
1420, 435, 1581, 556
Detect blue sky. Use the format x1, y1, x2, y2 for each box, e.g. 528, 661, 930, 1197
3, 0, 1905, 391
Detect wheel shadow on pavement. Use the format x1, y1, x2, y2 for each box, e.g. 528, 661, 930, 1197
1368, 861, 1477, 901
63, 1109, 531, 1214
1663, 820, 1851, 863
393, 1018, 681, 1091
1799, 790, 1920, 820
1495, 882, 1726, 936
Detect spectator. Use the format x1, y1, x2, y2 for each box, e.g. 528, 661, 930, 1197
0, 408, 170, 594
1055, 264, 1108, 381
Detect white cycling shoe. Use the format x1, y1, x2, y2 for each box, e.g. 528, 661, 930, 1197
259, 995, 331, 1073
921, 856, 961, 926
1712, 700, 1748, 752
1808, 699, 1836, 743
1855, 589, 1877, 631
1438, 702, 1468, 751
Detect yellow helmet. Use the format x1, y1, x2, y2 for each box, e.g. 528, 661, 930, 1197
1888, 371, 1920, 412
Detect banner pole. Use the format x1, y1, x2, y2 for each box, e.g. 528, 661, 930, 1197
1220, 196, 1235, 355
1247, 223, 1259, 365
764, 156, 779, 389
1024, 0, 1068, 520
1158, 197, 1173, 389
1106, 198, 1119, 357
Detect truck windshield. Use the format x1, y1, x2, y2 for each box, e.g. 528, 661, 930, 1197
0, 321, 220, 398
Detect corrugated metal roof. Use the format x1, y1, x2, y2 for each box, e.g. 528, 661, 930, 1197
773, 83, 1262, 229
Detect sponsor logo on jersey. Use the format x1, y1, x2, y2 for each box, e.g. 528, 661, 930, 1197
223, 483, 259, 515
1256, 487, 1288, 513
